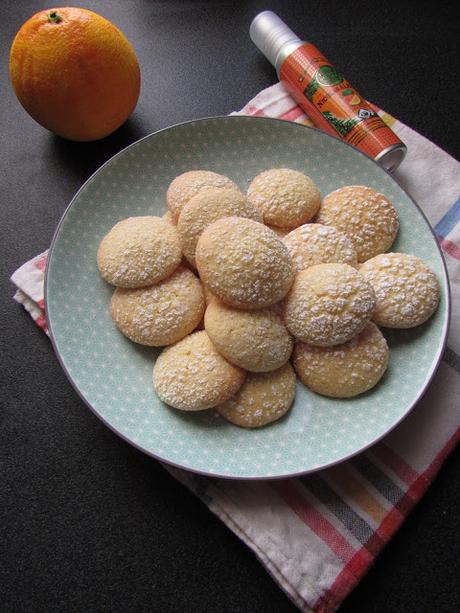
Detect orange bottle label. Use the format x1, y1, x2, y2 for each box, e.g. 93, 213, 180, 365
279, 43, 403, 159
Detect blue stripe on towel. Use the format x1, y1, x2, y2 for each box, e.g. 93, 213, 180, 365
434, 197, 460, 238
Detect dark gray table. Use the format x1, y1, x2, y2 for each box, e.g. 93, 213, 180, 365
1, 2, 459, 611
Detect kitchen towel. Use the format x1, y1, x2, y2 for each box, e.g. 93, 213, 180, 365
11, 82, 460, 612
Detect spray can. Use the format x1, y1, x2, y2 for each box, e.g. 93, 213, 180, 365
250, 11, 406, 172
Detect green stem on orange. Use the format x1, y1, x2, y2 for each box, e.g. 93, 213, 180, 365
48, 11, 62, 24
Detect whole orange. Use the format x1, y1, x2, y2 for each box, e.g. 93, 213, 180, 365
9, 7, 141, 141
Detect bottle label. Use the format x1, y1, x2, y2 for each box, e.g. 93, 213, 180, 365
280, 43, 403, 159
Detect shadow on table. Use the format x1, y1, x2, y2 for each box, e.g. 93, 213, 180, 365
46, 115, 147, 184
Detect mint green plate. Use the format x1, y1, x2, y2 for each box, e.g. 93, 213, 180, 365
45, 116, 450, 479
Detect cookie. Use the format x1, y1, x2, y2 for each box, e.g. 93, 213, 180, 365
162, 209, 198, 270
360, 253, 440, 328
283, 223, 358, 272
111, 267, 205, 346
166, 170, 240, 221
217, 363, 296, 428
162, 210, 176, 226
247, 168, 321, 229
293, 322, 388, 398
316, 185, 399, 262
152, 331, 246, 411
202, 284, 218, 305
196, 216, 293, 309
284, 263, 376, 346
267, 225, 290, 239
97, 216, 182, 288
204, 300, 293, 372
178, 187, 262, 266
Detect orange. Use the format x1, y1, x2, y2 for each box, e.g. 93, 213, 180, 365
9, 7, 141, 141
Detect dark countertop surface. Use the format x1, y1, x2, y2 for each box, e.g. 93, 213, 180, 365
1, 1, 459, 612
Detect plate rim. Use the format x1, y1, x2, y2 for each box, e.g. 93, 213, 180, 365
44, 115, 452, 480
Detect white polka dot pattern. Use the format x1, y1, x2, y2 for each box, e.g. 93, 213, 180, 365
46, 117, 449, 478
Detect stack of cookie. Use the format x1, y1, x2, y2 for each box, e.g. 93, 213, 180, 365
97, 169, 440, 429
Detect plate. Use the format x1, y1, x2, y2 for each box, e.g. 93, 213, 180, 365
45, 116, 450, 479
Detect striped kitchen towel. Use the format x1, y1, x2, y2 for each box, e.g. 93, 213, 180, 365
11, 82, 460, 612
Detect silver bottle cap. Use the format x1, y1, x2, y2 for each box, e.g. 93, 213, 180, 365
375, 144, 407, 172
250, 11, 301, 69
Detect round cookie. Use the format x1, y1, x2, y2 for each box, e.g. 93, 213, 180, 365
196, 217, 293, 309
97, 216, 182, 288
204, 300, 293, 372
111, 267, 205, 346
166, 170, 240, 221
284, 263, 376, 346
283, 223, 358, 272
316, 185, 399, 262
247, 168, 321, 229
293, 322, 388, 398
217, 363, 296, 428
360, 253, 440, 328
152, 331, 246, 411
178, 187, 262, 266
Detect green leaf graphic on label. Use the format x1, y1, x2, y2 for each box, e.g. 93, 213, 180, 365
342, 88, 353, 96
304, 78, 320, 101
322, 111, 359, 137
316, 65, 343, 87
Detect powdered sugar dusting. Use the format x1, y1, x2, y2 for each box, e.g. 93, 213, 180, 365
97, 216, 182, 288
196, 216, 294, 309
283, 223, 358, 272
316, 185, 399, 262
153, 331, 246, 411
217, 362, 296, 428
111, 267, 205, 346
247, 168, 321, 229
178, 187, 262, 266
166, 170, 240, 221
204, 300, 293, 372
360, 252, 440, 328
293, 322, 388, 397
284, 263, 376, 345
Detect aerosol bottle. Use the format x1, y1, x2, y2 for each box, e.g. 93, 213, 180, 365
250, 11, 406, 171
